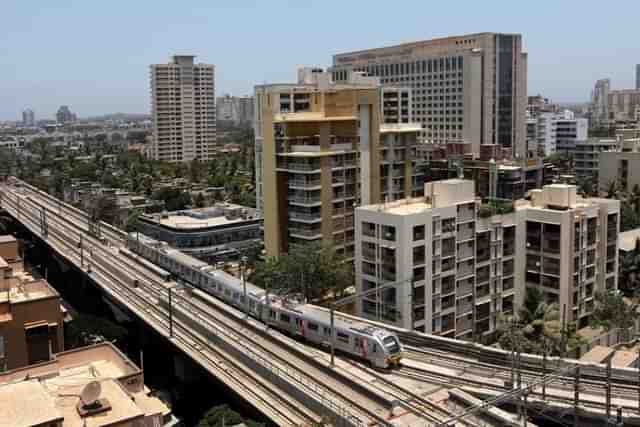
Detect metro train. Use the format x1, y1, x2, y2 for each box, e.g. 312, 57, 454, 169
126, 233, 403, 369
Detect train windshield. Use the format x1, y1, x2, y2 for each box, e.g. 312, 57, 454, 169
382, 336, 401, 354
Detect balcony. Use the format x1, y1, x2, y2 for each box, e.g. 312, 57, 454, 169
289, 211, 321, 222
456, 281, 473, 297
456, 317, 473, 332
457, 225, 474, 242
289, 194, 322, 205
456, 301, 473, 316
289, 227, 322, 239
289, 178, 321, 189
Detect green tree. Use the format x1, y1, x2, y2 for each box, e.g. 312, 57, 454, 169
153, 187, 191, 211
194, 192, 206, 208
66, 314, 128, 348
497, 288, 582, 356
251, 242, 352, 302
197, 404, 264, 427
124, 210, 141, 232
591, 290, 638, 331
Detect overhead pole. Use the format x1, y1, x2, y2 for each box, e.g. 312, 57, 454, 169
573, 366, 580, 427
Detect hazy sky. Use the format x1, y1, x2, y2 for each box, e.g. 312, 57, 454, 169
2, 1, 639, 120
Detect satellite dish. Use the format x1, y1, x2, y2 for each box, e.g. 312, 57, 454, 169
80, 381, 102, 406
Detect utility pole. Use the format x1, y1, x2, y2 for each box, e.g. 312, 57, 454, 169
330, 303, 335, 367
241, 256, 248, 319
168, 287, 173, 338
606, 357, 612, 420
573, 366, 580, 427
542, 340, 547, 400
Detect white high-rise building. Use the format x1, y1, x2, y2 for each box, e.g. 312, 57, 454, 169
528, 110, 588, 156
151, 55, 216, 162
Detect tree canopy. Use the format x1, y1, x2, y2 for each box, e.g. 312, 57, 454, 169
591, 290, 638, 331
197, 404, 264, 427
251, 242, 352, 302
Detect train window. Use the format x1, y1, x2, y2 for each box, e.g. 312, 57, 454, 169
280, 314, 290, 323
224, 289, 231, 296
308, 322, 319, 332
295, 318, 301, 326
337, 332, 349, 343
233, 292, 240, 300
323, 327, 331, 336
269, 310, 276, 319
372, 344, 378, 353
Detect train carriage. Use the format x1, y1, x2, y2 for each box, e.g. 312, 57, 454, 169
127, 232, 403, 368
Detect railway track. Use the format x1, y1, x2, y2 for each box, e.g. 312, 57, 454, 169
1, 189, 316, 426
4, 185, 453, 427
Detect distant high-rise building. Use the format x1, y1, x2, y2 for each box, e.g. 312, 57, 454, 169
636, 64, 640, 90
56, 105, 74, 124
22, 108, 35, 127
591, 77, 640, 127
151, 55, 216, 162
331, 32, 529, 159
216, 95, 254, 127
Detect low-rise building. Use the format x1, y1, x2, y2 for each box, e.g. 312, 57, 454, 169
0, 342, 173, 427
354, 180, 620, 339
0, 236, 65, 371
137, 204, 263, 263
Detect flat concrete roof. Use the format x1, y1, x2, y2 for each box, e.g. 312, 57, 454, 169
359, 198, 432, 215
0, 381, 63, 427
0, 343, 169, 427
580, 345, 614, 364
611, 350, 638, 368
0, 235, 17, 244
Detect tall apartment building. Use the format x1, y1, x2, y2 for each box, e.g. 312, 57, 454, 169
21, 108, 35, 127
356, 179, 522, 340
331, 32, 528, 159
528, 110, 588, 156
255, 68, 423, 257
524, 185, 619, 328
151, 55, 216, 162
354, 181, 619, 339
636, 64, 640, 90
591, 77, 640, 127
217, 94, 254, 126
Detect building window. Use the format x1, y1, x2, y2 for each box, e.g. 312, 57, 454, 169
413, 246, 425, 266
381, 225, 396, 241
413, 225, 425, 241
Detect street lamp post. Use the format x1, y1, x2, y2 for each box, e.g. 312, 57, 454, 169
241, 256, 248, 319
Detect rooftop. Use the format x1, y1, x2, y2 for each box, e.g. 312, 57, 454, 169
0, 279, 58, 304
143, 204, 260, 230
0, 343, 169, 427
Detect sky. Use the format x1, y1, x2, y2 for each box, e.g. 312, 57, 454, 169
2, 0, 639, 121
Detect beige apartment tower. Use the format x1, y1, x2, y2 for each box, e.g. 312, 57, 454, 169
355, 182, 619, 338
332, 33, 528, 159
255, 69, 424, 258
151, 55, 216, 162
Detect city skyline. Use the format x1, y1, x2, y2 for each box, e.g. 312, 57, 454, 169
2, 0, 639, 120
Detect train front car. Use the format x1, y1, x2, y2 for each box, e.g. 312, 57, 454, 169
376, 330, 403, 368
